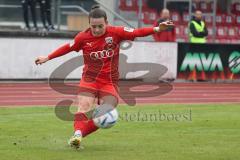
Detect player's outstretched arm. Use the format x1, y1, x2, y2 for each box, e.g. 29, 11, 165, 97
119, 20, 174, 39
35, 43, 75, 65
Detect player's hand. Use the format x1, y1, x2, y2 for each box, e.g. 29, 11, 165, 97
159, 20, 174, 31
35, 56, 49, 65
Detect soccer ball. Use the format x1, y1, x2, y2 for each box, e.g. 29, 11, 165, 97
92, 104, 118, 129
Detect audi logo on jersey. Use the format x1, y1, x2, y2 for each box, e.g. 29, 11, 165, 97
90, 49, 114, 60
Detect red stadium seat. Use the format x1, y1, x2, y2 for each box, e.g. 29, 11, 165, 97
216, 26, 228, 39
206, 25, 219, 43
207, 26, 214, 38
176, 36, 188, 42
236, 14, 240, 26
141, 0, 149, 11
215, 38, 230, 44
192, 2, 200, 11
231, 39, 240, 44
140, 10, 158, 24
199, 1, 211, 12
231, 2, 240, 14
237, 27, 240, 36
199, 2, 207, 11
182, 12, 190, 25
230, 28, 240, 43
137, 12, 146, 23
175, 25, 185, 36
175, 25, 189, 37
183, 36, 189, 42
175, 25, 188, 42
207, 37, 213, 43
119, 0, 138, 11
148, 10, 158, 24
216, 14, 226, 26
224, 14, 236, 26
221, 39, 231, 43
204, 15, 213, 25
171, 12, 181, 25
210, 1, 214, 12
183, 25, 188, 36
227, 27, 238, 39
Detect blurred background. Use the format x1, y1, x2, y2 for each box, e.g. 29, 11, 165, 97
0, 0, 239, 82
0, 0, 239, 43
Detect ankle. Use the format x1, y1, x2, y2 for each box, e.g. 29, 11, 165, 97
74, 130, 82, 137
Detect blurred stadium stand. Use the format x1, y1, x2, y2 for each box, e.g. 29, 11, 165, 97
0, 0, 95, 37
116, 0, 240, 43
0, 0, 239, 43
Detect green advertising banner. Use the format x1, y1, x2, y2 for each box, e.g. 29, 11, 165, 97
177, 43, 240, 80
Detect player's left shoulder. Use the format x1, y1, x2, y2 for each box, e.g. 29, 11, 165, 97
107, 25, 135, 35
106, 25, 118, 33
105, 26, 120, 39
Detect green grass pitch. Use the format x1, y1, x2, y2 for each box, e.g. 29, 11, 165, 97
0, 104, 240, 160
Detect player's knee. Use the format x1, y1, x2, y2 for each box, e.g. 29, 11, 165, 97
101, 95, 118, 107
78, 100, 92, 112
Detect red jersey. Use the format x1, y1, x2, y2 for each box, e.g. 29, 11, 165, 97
48, 26, 155, 83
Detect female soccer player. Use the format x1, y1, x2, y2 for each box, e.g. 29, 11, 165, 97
35, 5, 174, 149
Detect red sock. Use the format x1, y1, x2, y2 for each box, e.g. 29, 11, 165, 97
74, 112, 99, 137
74, 112, 88, 131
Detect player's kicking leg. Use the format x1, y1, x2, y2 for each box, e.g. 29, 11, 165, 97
69, 92, 96, 149
69, 82, 119, 149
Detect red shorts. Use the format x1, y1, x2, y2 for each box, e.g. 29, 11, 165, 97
79, 78, 119, 100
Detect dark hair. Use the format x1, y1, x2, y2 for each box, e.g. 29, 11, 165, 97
89, 5, 107, 21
